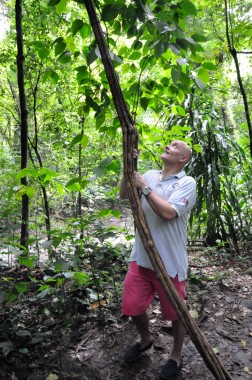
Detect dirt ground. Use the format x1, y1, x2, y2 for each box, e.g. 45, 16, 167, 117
1, 247, 252, 380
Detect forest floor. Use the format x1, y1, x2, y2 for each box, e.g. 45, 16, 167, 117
0, 215, 252, 380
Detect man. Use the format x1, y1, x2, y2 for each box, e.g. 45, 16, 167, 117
119, 140, 196, 378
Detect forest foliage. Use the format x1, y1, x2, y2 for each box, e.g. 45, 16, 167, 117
0, 0, 251, 306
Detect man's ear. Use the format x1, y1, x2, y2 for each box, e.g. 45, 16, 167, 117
180, 155, 189, 163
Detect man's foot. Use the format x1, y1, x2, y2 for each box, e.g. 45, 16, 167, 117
159, 358, 183, 378
123, 341, 153, 362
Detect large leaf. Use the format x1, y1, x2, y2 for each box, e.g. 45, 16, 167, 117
198, 68, 210, 85
56, 0, 68, 14
179, 0, 197, 16
80, 23, 92, 39
71, 19, 84, 35
101, 5, 120, 22
16, 168, 39, 179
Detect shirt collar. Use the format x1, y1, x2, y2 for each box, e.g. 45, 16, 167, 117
159, 170, 186, 181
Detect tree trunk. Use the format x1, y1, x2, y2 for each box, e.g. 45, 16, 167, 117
15, 0, 29, 246
83, 1, 234, 379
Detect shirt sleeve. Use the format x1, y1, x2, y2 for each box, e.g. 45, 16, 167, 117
168, 177, 196, 217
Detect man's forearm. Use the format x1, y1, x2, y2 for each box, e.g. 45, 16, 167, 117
119, 177, 129, 199
144, 191, 177, 221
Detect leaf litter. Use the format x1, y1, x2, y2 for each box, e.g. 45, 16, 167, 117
0, 246, 252, 380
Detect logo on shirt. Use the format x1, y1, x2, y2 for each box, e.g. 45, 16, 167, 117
183, 197, 189, 207
172, 183, 179, 189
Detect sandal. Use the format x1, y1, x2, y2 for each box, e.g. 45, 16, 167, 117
159, 358, 183, 378
124, 341, 153, 362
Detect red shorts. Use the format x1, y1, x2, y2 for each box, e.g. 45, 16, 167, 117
122, 262, 186, 321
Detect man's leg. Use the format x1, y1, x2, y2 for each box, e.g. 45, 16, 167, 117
132, 312, 153, 348
123, 312, 153, 361
170, 318, 185, 363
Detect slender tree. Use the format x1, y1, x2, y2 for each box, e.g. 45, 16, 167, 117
15, 0, 29, 246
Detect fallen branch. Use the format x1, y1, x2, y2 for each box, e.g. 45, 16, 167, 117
83, 2, 233, 379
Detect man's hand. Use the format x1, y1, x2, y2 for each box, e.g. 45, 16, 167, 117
133, 171, 147, 190
133, 148, 141, 159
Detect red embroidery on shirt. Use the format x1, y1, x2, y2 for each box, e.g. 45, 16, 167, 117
183, 197, 189, 207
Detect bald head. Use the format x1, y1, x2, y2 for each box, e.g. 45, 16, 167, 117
179, 141, 192, 164
161, 140, 193, 172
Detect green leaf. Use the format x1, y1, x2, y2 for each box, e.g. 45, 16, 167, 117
16, 168, 39, 179
18, 348, 29, 354
54, 37, 66, 56
101, 5, 120, 21
81, 135, 88, 148
38, 47, 50, 60
107, 160, 119, 173
140, 97, 149, 110
55, 183, 64, 196
0, 341, 14, 355
87, 49, 98, 65
191, 33, 208, 42
26, 187, 35, 199
71, 133, 84, 146
39, 168, 59, 181
80, 23, 92, 39
18, 256, 36, 268
171, 68, 180, 83
202, 62, 217, 70
56, 0, 67, 14
176, 38, 188, 50
50, 71, 60, 84
154, 41, 166, 58
48, 0, 61, 6
128, 51, 141, 60
74, 271, 90, 285
198, 68, 210, 85
16, 329, 32, 337
66, 178, 81, 191
76, 65, 89, 84
133, 40, 143, 50
176, 105, 186, 116
58, 51, 71, 64
177, 88, 185, 103
16, 186, 35, 200
179, 0, 197, 16
65, 36, 76, 52
146, 20, 155, 35
71, 19, 84, 35
93, 157, 113, 177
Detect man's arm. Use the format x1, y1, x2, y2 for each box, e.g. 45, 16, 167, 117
144, 191, 178, 220
119, 176, 129, 199
133, 171, 177, 221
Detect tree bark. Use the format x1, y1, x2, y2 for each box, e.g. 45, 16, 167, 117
15, 0, 29, 246
83, 1, 233, 379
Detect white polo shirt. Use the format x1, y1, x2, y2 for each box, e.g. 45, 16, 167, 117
129, 170, 196, 281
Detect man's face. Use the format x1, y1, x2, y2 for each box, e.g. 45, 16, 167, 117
161, 141, 188, 163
